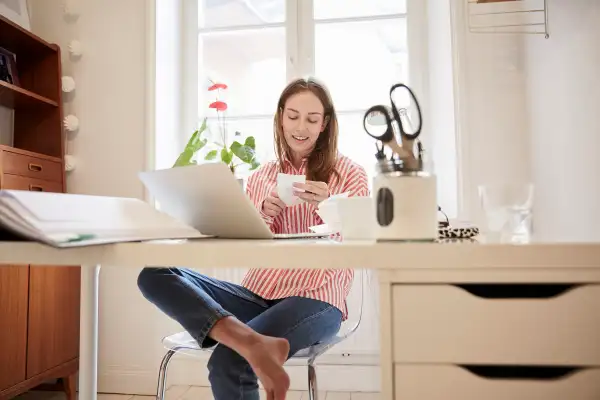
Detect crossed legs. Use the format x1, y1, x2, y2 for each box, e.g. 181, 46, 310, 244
137, 267, 342, 400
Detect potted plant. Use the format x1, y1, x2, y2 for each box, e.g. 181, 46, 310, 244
173, 82, 260, 181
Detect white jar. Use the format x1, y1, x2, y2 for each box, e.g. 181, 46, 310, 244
372, 160, 438, 241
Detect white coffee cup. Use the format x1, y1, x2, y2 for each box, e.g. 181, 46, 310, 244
337, 196, 375, 240
277, 173, 305, 206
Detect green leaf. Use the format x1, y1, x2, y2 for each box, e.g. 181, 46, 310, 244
172, 149, 195, 167
244, 136, 256, 150
250, 160, 260, 170
205, 150, 218, 160
221, 148, 233, 165
231, 141, 256, 164
230, 140, 243, 156
198, 117, 208, 134
172, 118, 209, 168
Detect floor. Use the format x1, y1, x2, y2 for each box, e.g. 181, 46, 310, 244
15, 385, 380, 400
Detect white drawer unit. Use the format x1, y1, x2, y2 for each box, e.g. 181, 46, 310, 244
391, 283, 600, 366
380, 277, 600, 400
393, 365, 600, 400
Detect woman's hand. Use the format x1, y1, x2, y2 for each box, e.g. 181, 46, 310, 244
293, 181, 329, 207
262, 190, 287, 217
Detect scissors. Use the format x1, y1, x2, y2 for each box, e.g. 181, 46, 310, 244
363, 83, 423, 169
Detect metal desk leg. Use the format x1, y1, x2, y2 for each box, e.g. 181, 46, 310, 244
79, 264, 100, 400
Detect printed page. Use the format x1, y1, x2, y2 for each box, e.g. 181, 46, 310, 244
0, 190, 210, 247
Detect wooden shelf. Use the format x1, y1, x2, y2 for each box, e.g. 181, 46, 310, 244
0, 15, 57, 57
0, 80, 58, 109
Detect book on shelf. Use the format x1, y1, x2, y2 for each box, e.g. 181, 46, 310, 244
0, 190, 209, 248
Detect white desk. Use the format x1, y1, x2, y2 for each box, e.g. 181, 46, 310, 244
2, 239, 600, 400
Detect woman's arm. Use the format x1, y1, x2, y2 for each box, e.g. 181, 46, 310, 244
245, 167, 276, 228
341, 163, 370, 197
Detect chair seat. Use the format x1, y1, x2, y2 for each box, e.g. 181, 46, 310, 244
162, 330, 347, 361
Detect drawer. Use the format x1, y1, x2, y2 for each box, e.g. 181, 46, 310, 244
394, 364, 600, 400
1, 150, 62, 182
392, 284, 600, 365
2, 174, 63, 193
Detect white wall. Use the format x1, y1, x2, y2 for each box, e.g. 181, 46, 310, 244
154, 0, 183, 170
525, 0, 600, 241
450, 0, 531, 224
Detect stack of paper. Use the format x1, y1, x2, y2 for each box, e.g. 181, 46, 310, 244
0, 190, 206, 247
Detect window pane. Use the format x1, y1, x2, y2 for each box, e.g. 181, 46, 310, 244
199, 0, 285, 29
199, 28, 287, 118
336, 113, 378, 187
315, 18, 408, 111
314, 0, 406, 20
197, 117, 275, 177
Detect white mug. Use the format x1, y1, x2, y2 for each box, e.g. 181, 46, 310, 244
337, 197, 376, 240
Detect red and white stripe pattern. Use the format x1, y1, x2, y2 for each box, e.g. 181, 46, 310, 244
241, 154, 369, 319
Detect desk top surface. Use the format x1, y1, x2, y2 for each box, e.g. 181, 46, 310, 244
0, 238, 599, 271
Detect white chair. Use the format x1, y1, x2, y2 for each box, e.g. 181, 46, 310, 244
155, 269, 367, 400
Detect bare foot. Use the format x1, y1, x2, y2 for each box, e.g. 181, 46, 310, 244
207, 317, 290, 399
243, 335, 290, 400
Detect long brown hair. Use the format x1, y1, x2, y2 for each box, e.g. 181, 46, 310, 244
273, 77, 339, 183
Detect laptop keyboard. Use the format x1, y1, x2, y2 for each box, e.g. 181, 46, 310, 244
274, 232, 329, 239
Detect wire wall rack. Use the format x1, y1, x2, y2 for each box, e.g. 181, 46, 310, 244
467, 0, 549, 38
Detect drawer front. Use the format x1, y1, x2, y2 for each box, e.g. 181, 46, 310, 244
1, 151, 62, 182
2, 174, 63, 193
392, 284, 600, 365
394, 365, 600, 400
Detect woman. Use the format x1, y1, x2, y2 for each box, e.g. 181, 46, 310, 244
137, 77, 369, 400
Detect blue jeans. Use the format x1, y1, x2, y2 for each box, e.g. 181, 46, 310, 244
137, 267, 343, 400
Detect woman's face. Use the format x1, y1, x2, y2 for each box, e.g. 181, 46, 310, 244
281, 91, 327, 159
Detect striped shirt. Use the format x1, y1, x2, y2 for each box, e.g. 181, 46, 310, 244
241, 154, 369, 319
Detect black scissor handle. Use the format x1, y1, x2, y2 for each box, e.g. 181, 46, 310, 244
363, 104, 395, 142
389, 83, 423, 140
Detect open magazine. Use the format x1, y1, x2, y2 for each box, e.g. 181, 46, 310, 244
0, 190, 209, 248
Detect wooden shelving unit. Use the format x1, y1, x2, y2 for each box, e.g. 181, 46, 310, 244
0, 13, 80, 400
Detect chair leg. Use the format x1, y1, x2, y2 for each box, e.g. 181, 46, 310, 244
156, 350, 177, 400
307, 362, 319, 400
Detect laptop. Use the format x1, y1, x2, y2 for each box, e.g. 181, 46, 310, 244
138, 163, 329, 240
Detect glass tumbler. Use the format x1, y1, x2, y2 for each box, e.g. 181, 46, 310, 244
478, 183, 534, 243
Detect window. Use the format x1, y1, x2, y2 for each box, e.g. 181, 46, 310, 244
159, 0, 458, 216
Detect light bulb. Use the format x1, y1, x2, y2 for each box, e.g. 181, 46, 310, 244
69, 40, 83, 57
62, 76, 76, 93
64, 115, 80, 132
64, 154, 76, 172
62, 0, 80, 18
